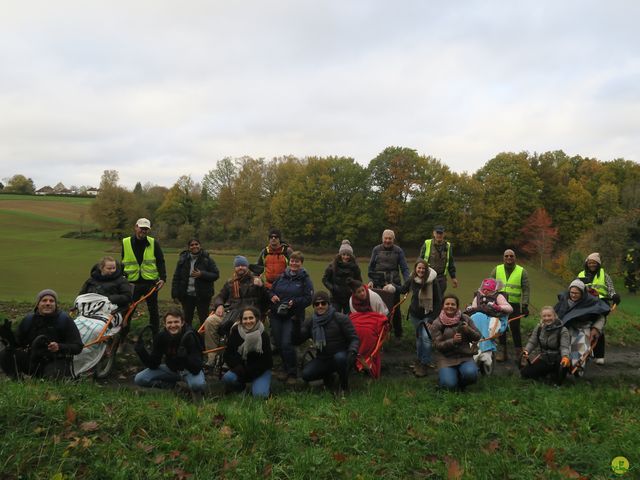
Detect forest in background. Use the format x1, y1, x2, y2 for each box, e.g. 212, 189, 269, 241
5, 147, 639, 281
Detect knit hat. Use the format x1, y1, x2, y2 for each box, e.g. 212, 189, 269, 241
338, 239, 353, 256
234, 255, 249, 267
268, 228, 281, 239
569, 279, 586, 292
586, 252, 601, 265
480, 278, 498, 292
312, 291, 331, 304
382, 229, 395, 240
35, 289, 58, 305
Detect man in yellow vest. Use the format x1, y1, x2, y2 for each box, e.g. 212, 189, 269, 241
577, 252, 620, 365
122, 218, 166, 334
490, 249, 530, 362
419, 226, 458, 295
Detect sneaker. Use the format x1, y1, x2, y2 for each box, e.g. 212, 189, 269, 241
595, 358, 605, 365
414, 364, 429, 377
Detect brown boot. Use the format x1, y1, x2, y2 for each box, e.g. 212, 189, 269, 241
495, 344, 507, 362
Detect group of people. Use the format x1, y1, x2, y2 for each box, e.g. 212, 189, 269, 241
0, 218, 621, 399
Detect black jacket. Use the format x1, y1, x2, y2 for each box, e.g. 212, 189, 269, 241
171, 250, 220, 300
322, 257, 362, 304
293, 311, 359, 359
78, 263, 132, 308
17, 310, 83, 355
136, 326, 202, 375
223, 325, 273, 382
398, 275, 443, 321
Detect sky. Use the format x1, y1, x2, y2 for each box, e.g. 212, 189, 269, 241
0, 1, 638, 189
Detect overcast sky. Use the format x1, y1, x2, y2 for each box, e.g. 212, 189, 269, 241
0, 1, 638, 189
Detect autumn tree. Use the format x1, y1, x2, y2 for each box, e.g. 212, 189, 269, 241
89, 170, 137, 238
156, 175, 202, 241
520, 208, 559, 268
4, 174, 36, 194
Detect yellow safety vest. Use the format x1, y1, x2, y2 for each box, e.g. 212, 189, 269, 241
122, 236, 158, 281
423, 239, 450, 272
495, 264, 523, 304
578, 269, 607, 298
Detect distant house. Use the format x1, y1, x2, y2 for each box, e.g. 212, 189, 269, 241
36, 186, 54, 195
85, 187, 100, 196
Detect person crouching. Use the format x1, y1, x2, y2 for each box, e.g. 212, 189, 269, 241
134, 308, 206, 400
221, 306, 273, 398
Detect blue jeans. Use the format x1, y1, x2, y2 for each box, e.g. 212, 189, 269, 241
222, 370, 272, 398
302, 350, 349, 389
438, 360, 478, 391
409, 313, 433, 365
270, 314, 297, 376
134, 364, 206, 392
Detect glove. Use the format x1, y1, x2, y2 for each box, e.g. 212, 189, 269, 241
611, 293, 621, 306
383, 284, 396, 293
347, 350, 357, 368
560, 356, 570, 368
491, 303, 502, 312
522, 305, 529, 317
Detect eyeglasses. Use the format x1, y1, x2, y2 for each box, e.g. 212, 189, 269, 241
504, 255, 515, 258
314, 301, 328, 307
189, 244, 200, 247
269, 235, 279, 239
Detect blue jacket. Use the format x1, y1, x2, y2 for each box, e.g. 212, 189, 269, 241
269, 268, 314, 320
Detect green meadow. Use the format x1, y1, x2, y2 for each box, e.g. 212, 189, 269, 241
1, 194, 639, 479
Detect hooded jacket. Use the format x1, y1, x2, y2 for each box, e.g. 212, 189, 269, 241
78, 263, 132, 308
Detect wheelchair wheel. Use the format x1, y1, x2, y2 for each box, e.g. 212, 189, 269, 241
479, 351, 494, 376
93, 334, 121, 379
137, 325, 155, 353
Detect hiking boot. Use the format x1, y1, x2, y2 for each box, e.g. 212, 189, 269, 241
275, 370, 289, 382
595, 358, 605, 365
286, 375, 298, 386
414, 364, 429, 377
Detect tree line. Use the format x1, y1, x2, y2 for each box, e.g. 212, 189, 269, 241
87, 147, 639, 277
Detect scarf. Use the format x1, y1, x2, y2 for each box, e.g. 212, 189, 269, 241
237, 321, 265, 360
351, 285, 372, 312
312, 306, 335, 351
231, 271, 250, 299
414, 267, 437, 313
439, 308, 462, 327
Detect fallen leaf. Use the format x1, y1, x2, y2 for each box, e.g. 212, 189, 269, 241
136, 442, 154, 454
219, 425, 233, 439
444, 456, 463, 480
81, 437, 92, 448
263, 463, 273, 478
52, 434, 61, 445
169, 450, 181, 459
543, 448, 556, 469
171, 468, 192, 480
423, 455, 439, 463
558, 465, 585, 479
333, 452, 347, 463
309, 431, 320, 444
45, 392, 62, 401
213, 414, 225, 426
154, 454, 166, 465
482, 439, 500, 453
65, 405, 77, 426
383, 396, 392, 407
222, 459, 239, 471
80, 421, 99, 432
33, 427, 44, 434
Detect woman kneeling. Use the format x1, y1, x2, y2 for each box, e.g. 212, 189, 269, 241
430, 294, 481, 391
221, 306, 273, 398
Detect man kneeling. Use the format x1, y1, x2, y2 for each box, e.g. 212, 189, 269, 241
293, 291, 359, 394
0, 289, 82, 379
134, 308, 206, 400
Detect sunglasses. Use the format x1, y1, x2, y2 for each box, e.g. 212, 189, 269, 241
269, 235, 279, 239
314, 301, 328, 307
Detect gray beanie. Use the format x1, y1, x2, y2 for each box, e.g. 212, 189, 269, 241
35, 289, 58, 306
586, 252, 601, 265
569, 279, 586, 292
234, 255, 249, 267
338, 239, 353, 256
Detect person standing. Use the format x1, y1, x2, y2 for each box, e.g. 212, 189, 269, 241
171, 238, 220, 327
489, 249, 530, 362
367, 229, 410, 337
257, 228, 293, 289
121, 218, 166, 334
419, 225, 458, 295
322, 239, 362, 313
577, 252, 621, 365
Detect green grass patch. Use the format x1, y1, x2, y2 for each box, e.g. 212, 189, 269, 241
0, 375, 638, 478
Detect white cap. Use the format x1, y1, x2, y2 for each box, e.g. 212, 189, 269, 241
136, 218, 151, 228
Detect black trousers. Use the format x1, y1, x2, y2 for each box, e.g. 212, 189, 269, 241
499, 303, 522, 349
130, 282, 160, 334
520, 357, 566, 383
0, 348, 73, 379
180, 295, 212, 327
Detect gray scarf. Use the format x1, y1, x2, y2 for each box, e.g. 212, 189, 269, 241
414, 267, 437, 313
237, 321, 265, 360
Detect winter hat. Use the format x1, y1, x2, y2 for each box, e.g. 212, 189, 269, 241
338, 239, 354, 256
569, 279, 586, 292
382, 229, 395, 240
586, 252, 601, 265
312, 291, 331, 304
234, 255, 249, 267
268, 228, 281, 239
434, 225, 445, 233
35, 289, 58, 305
480, 278, 498, 292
